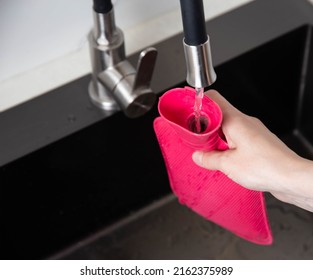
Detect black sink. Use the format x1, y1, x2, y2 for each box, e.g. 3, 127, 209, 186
0, 102, 171, 259
214, 25, 313, 160
2, 24, 313, 260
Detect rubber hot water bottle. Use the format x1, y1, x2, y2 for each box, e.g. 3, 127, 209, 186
153, 87, 273, 245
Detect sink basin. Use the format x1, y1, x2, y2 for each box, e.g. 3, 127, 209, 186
58, 24, 313, 260
2, 24, 313, 260
214, 25, 313, 160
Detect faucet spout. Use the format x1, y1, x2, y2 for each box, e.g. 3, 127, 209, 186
179, 0, 217, 88
88, 0, 158, 118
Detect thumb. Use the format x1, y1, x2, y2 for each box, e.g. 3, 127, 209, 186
192, 150, 228, 171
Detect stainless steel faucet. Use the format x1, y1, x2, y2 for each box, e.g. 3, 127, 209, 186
88, 2, 158, 118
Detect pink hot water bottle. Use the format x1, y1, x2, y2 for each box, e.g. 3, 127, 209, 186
153, 87, 273, 245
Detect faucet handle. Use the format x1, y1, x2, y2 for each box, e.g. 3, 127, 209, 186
133, 47, 158, 92
117, 47, 157, 118
94, 47, 158, 118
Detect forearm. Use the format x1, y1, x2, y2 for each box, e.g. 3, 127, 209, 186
275, 157, 313, 212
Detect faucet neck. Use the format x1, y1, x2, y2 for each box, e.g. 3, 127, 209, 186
179, 0, 217, 88
180, 0, 207, 46
92, 8, 117, 46
93, 0, 113, 14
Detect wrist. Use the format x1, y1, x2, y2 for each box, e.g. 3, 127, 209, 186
281, 157, 313, 198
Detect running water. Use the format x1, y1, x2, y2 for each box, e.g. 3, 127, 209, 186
193, 87, 204, 133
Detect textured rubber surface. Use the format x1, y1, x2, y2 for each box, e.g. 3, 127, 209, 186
154, 87, 273, 245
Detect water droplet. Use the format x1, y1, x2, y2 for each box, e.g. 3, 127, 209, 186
67, 114, 77, 123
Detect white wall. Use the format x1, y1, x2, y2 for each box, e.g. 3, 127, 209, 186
0, 0, 253, 112
0, 0, 180, 82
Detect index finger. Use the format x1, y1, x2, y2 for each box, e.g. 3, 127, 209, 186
205, 89, 242, 119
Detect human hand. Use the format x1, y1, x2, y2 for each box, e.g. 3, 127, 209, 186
192, 90, 313, 211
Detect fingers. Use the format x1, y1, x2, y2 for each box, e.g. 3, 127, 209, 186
205, 90, 234, 112
205, 89, 242, 119
191, 90, 233, 172
192, 151, 204, 167
192, 150, 227, 171
192, 90, 241, 172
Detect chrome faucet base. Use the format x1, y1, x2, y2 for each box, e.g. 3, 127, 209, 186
88, 81, 119, 111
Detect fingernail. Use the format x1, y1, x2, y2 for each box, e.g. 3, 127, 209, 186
192, 151, 204, 166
